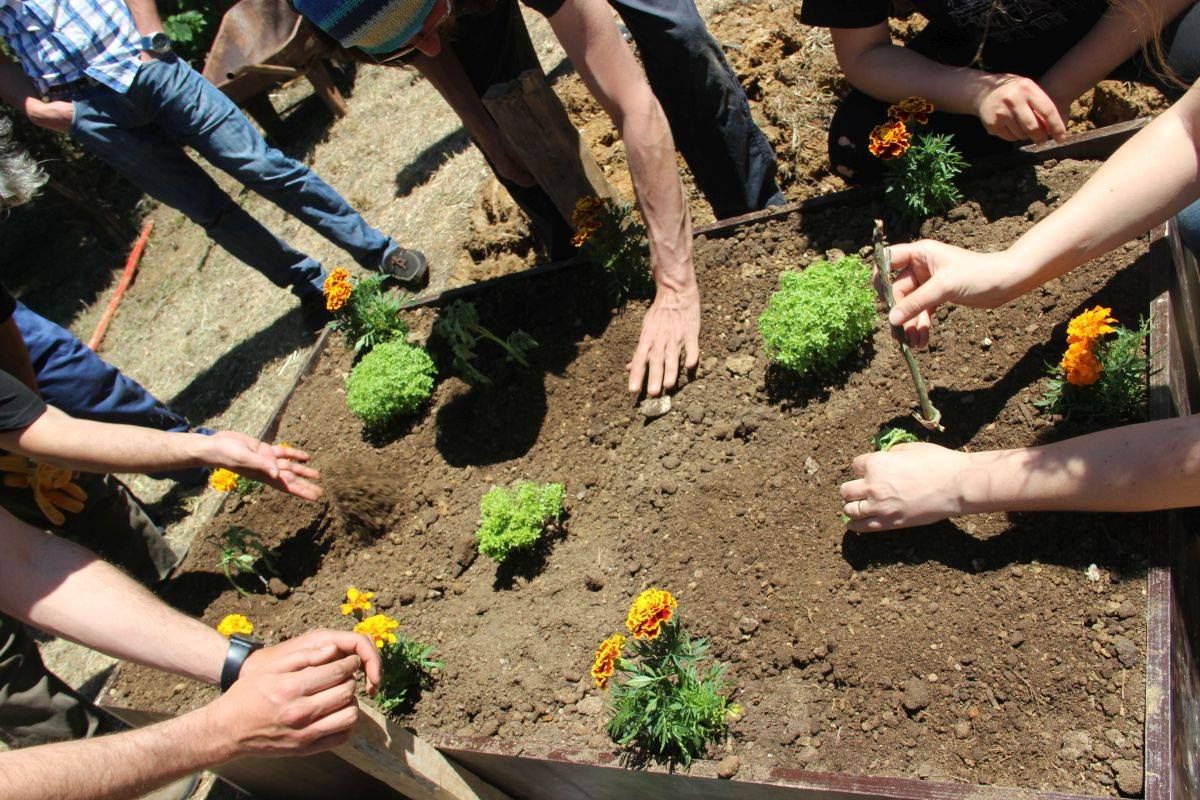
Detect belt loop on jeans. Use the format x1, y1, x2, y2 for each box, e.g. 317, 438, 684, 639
45, 78, 94, 100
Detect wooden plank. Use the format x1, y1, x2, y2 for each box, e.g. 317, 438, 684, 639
482, 69, 617, 224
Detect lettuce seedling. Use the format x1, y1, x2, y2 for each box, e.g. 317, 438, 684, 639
346, 340, 436, 427
758, 255, 876, 376
872, 427, 918, 451
476, 481, 565, 562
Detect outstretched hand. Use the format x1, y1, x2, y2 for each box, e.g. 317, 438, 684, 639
627, 283, 701, 397
974, 75, 1067, 145
205, 431, 322, 501
838, 442, 972, 531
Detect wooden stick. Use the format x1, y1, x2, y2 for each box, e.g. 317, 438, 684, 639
871, 219, 943, 431
88, 218, 154, 352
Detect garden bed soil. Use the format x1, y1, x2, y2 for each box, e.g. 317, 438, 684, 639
112, 156, 1159, 796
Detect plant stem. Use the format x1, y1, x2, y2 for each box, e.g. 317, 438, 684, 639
871, 220, 944, 431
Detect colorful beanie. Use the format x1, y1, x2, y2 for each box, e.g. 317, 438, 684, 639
292, 0, 438, 55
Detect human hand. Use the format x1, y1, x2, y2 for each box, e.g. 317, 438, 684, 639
627, 282, 701, 397
974, 75, 1067, 145
839, 442, 972, 531
25, 99, 73, 134
204, 629, 382, 759
203, 431, 322, 501
884, 240, 1015, 347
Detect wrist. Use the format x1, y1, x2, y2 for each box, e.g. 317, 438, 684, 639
188, 700, 243, 764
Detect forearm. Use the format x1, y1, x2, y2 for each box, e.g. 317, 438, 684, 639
0, 510, 227, 683
1001, 84, 1200, 293
1039, 0, 1192, 107
124, 0, 164, 35
0, 407, 211, 474
0, 60, 42, 113
0, 317, 39, 394
0, 708, 230, 800
961, 416, 1200, 514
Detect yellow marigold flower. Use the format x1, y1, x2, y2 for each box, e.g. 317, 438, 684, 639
868, 119, 911, 160
888, 96, 935, 125
1066, 306, 1118, 345
591, 633, 625, 689
341, 586, 374, 616
209, 468, 239, 493
323, 267, 353, 312
1062, 340, 1103, 386
217, 613, 254, 638
625, 588, 678, 640
354, 613, 400, 649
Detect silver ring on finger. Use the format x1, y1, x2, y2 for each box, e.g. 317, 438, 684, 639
856, 499, 867, 517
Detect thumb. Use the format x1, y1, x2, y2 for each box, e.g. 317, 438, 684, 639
888, 277, 946, 329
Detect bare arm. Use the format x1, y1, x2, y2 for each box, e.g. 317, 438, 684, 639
123, 0, 164, 35
0, 55, 73, 134
548, 0, 700, 396
840, 415, 1200, 531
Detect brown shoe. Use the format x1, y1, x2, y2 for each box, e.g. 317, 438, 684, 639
382, 248, 429, 291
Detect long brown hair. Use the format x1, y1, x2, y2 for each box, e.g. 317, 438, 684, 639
1112, 0, 1187, 88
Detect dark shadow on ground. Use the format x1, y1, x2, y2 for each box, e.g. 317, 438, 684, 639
167, 307, 315, 424
393, 127, 473, 199
763, 345, 876, 411
491, 521, 567, 591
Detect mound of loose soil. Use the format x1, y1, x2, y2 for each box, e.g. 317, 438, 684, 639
112, 157, 1157, 795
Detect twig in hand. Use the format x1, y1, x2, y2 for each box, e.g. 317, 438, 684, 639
871, 219, 944, 431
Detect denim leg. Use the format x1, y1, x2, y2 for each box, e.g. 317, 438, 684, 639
1176, 199, 1200, 257
609, 0, 782, 218
13, 303, 208, 484
130, 57, 400, 272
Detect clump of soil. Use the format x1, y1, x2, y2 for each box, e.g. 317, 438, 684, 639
322, 453, 408, 537
111, 156, 1156, 796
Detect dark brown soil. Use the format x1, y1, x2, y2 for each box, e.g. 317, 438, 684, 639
111, 157, 1157, 795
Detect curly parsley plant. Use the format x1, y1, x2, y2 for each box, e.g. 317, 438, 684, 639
476, 481, 565, 562
346, 340, 436, 427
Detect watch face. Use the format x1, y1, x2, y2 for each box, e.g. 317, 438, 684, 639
149, 32, 172, 53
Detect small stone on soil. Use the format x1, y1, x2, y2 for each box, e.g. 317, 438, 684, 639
1060, 730, 1092, 760
725, 355, 755, 376
1113, 636, 1138, 668
661, 454, 681, 470
902, 678, 931, 713
576, 696, 604, 716
1111, 759, 1143, 797
717, 755, 740, 779
639, 395, 672, 418
584, 572, 605, 591
268, 578, 290, 598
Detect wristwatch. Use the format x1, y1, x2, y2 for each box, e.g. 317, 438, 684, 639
140, 32, 173, 55
220, 634, 264, 692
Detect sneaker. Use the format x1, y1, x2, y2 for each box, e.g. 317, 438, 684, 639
299, 292, 332, 331
381, 248, 430, 291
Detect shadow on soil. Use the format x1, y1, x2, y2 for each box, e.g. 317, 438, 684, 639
491, 520, 568, 591
763, 345, 875, 410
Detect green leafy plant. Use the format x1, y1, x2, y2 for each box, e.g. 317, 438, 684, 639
159, 0, 224, 66
593, 589, 734, 768
325, 269, 410, 352
476, 481, 565, 562
872, 427, 918, 451
571, 196, 654, 303
377, 636, 443, 715
758, 255, 876, 376
884, 133, 967, 222
214, 526, 279, 597
233, 475, 262, 496
1035, 311, 1149, 423
346, 340, 436, 427
434, 300, 537, 385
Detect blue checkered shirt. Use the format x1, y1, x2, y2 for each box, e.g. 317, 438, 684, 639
0, 0, 143, 96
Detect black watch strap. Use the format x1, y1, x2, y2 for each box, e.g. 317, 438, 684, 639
220, 634, 263, 692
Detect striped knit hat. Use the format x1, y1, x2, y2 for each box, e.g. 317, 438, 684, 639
293, 0, 438, 55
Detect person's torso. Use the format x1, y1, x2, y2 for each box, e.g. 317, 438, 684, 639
0, 0, 142, 93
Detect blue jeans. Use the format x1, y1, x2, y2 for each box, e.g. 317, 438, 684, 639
68, 54, 400, 298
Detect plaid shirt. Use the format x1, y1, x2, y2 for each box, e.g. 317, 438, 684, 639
0, 0, 143, 96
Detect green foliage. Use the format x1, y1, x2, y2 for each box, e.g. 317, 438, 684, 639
872, 427, 918, 451
758, 255, 876, 376
884, 133, 967, 223
376, 635, 442, 715
574, 198, 654, 303
233, 475, 262, 496
159, 0, 224, 66
476, 482, 565, 562
1035, 320, 1150, 423
337, 274, 410, 352
433, 300, 537, 385
214, 526, 278, 597
346, 340, 436, 427
607, 621, 733, 767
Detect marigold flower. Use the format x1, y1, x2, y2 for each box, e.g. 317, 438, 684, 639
209, 468, 239, 493
1062, 340, 1103, 386
571, 195, 606, 247
323, 267, 353, 312
591, 633, 625, 689
888, 96, 935, 125
217, 613, 254, 638
341, 586, 374, 616
625, 588, 678, 640
354, 613, 400, 649
1066, 306, 1117, 345
868, 119, 912, 160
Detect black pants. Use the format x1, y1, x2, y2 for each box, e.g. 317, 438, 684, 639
828, 5, 1200, 185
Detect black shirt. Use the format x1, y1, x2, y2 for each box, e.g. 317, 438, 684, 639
0, 284, 15, 325
0, 370, 45, 432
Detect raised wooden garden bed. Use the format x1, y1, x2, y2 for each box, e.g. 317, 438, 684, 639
101, 122, 1198, 800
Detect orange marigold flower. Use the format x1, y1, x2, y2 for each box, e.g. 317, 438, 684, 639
341, 586, 374, 616
571, 196, 606, 247
323, 267, 353, 312
209, 468, 239, 493
625, 588, 678, 640
888, 96, 935, 125
590, 633, 626, 689
868, 119, 911, 160
216, 613, 253, 638
354, 613, 400, 649
1062, 341, 1103, 386
1066, 306, 1117, 345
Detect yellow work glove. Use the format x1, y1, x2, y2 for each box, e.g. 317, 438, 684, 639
0, 454, 88, 526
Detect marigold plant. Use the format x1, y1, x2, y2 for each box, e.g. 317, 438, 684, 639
323, 267, 353, 312
888, 96, 934, 125
1036, 310, 1149, 423
475, 481, 565, 563
346, 339, 437, 428
329, 271, 411, 352
598, 591, 735, 767
341, 586, 374, 616
340, 592, 440, 715
1061, 341, 1103, 386
570, 195, 654, 303
217, 613, 254, 638
868, 119, 912, 160
209, 468, 239, 493
213, 526, 279, 597
872, 98, 967, 223
1067, 305, 1118, 345
354, 613, 400, 649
